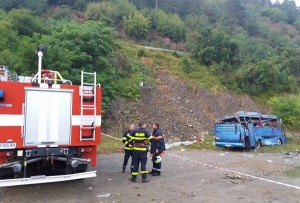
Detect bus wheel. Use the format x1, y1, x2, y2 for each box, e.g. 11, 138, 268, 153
255, 140, 261, 149
277, 139, 282, 146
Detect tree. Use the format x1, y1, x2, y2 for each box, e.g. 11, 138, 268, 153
225, 0, 246, 26
5, 9, 46, 36
154, 10, 185, 42
269, 95, 300, 128
124, 12, 149, 39
261, 7, 288, 23
279, 0, 298, 24
85, 1, 137, 26
44, 21, 113, 74
236, 60, 296, 95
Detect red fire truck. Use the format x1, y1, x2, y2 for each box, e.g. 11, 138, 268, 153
0, 47, 101, 186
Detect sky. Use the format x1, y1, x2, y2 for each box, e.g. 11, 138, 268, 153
271, 0, 300, 7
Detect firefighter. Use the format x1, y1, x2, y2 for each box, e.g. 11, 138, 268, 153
149, 123, 166, 176
127, 122, 151, 183
121, 124, 135, 173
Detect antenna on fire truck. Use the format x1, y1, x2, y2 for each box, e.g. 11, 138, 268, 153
36, 45, 46, 84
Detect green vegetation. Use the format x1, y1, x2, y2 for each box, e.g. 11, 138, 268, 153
1, 0, 300, 129
118, 40, 224, 91
98, 135, 124, 153
124, 12, 149, 39
269, 95, 300, 128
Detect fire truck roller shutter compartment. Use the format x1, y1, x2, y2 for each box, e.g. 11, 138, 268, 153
24, 88, 73, 146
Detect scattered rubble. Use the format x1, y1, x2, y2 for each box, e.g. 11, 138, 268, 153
103, 67, 262, 140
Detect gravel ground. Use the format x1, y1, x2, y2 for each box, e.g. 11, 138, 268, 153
0, 150, 299, 203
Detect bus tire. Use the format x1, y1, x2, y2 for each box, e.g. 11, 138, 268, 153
255, 140, 261, 149
277, 139, 282, 146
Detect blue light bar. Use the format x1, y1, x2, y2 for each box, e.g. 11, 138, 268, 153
0, 89, 4, 101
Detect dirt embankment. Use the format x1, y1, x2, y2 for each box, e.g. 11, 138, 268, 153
103, 66, 263, 141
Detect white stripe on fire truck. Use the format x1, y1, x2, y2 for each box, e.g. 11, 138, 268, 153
0, 115, 101, 126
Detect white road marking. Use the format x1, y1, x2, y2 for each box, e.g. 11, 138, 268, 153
102, 133, 300, 191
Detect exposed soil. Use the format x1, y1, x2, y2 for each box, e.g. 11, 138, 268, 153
103, 66, 264, 141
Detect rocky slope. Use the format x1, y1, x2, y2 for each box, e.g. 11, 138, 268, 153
103, 63, 263, 141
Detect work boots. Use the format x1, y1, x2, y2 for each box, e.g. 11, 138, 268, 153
152, 171, 160, 176
142, 174, 150, 183
122, 167, 126, 173
131, 175, 137, 182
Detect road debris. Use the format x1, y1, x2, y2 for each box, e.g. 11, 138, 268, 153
97, 193, 110, 198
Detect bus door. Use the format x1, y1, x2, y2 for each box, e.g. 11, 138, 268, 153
247, 123, 256, 147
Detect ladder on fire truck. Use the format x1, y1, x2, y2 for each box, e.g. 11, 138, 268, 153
80, 71, 97, 141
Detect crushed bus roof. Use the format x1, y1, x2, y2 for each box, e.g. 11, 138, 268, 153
216, 111, 280, 123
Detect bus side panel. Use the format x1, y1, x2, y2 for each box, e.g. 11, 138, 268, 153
254, 127, 285, 145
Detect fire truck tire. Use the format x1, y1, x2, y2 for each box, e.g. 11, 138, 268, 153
76, 164, 88, 173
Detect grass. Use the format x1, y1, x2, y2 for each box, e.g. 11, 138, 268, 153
98, 135, 124, 154
98, 132, 300, 154
117, 40, 225, 92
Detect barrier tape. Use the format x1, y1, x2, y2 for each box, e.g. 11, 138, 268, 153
102, 133, 300, 190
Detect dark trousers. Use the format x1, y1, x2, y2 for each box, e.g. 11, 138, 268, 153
123, 150, 133, 169
152, 160, 161, 174
131, 151, 148, 175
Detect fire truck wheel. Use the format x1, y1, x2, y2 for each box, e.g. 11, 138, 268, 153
76, 164, 88, 173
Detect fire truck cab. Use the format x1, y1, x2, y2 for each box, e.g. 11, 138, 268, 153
0, 48, 101, 186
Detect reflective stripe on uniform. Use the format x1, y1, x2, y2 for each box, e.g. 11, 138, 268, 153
124, 147, 134, 150
134, 147, 147, 151
152, 168, 161, 171
122, 137, 127, 140
153, 136, 163, 140
141, 170, 148, 174
135, 133, 146, 137
132, 172, 138, 175
132, 137, 147, 141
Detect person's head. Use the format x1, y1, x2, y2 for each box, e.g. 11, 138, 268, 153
128, 124, 135, 131
152, 123, 159, 129
139, 122, 146, 129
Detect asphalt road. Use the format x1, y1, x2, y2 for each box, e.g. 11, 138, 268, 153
0, 149, 300, 203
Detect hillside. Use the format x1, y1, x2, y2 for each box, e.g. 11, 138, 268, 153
1, 0, 300, 130
103, 42, 263, 140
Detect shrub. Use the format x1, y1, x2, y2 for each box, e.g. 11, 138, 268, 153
123, 12, 149, 39
268, 95, 300, 128
136, 49, 147, 57
181, 57, 193, 73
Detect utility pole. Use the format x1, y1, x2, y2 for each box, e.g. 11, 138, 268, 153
155, 0, 158, 10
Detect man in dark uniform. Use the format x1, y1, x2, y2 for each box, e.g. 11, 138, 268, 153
149, 123, 166, 176
121, 124, 135, 173
126, 122, 151, 183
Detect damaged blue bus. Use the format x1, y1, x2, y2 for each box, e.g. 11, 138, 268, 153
214, 111, 286, 149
